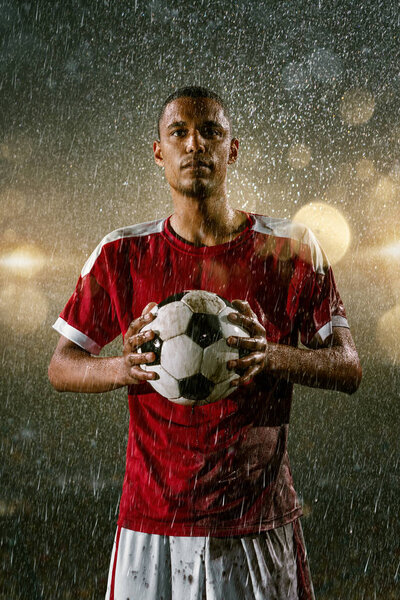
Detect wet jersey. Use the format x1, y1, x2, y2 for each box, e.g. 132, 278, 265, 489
53, 213, 348, 537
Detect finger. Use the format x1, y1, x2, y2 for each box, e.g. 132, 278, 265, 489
227, 352, 265, 371
125, 329, 155, 352
226, 336, 266, 351
129, 366, 158, 381
231, 299, 255, 318
125, 312, 155, 342
231, 364, 263, 387
127, 352, 156, 366
227, 312, 265, 336
142, 302, 158, 316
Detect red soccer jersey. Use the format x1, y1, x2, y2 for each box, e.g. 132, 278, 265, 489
53, 213, 348, 537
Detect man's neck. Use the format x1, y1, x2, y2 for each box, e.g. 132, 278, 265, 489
169, 194, 248, 247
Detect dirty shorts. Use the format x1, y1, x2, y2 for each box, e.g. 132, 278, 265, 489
105, 520, 315, 600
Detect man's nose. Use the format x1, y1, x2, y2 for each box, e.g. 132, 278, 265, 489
185, 130, 205, 153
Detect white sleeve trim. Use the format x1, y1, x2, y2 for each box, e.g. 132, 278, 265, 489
252, 214, 328, 275
52, 318, 102, 355
313, 321, 333, 344
81, 218, 165, 277
311, 316, 350, 345
332, 315, 349, 329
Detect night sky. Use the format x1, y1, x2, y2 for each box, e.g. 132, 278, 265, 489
1, 1, 400, 598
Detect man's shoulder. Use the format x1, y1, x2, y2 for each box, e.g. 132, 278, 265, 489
251, 213, 309, 242
102, 218, 165, 244
251, 213, 326, 273
81, 218, 166, 277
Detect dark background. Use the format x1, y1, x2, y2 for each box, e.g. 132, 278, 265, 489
1, 0, 399, 598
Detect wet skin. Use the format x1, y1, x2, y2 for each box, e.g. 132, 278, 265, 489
49, 97, 361, 396
153, 96, 239, 201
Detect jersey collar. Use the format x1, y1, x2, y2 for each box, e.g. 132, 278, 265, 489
162, 213, 255, 256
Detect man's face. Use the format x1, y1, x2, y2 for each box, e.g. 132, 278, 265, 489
154, 97, 238, 198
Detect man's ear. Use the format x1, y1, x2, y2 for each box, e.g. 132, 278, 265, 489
153, 140, 164, 167
228, 138, 239, 164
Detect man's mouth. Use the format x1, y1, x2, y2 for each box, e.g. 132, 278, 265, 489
181, 160, 211, 169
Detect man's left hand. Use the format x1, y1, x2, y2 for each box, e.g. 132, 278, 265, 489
226, 300, 267, 386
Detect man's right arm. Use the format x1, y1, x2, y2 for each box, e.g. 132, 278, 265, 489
48, 306, 157, 393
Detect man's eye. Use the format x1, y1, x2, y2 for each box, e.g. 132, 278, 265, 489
172, 129, 186, 137
203, 128, 222, 137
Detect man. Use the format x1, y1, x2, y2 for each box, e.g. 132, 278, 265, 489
48, 86, 362, 600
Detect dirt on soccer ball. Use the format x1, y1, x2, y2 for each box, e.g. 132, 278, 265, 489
139, 290, 250, 406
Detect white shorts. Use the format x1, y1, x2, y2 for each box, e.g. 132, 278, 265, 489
105, 521, 314, 600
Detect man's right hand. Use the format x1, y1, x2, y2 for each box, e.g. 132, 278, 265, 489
48, 302, 159, 393
122, 302, 158, 384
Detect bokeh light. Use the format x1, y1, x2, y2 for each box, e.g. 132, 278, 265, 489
293, 202, 351, 264
340, 88, 375, 126
287, 143, 312, 169
373, 175, 398, 203
307, 48, 342, 83
0, 1, 399, 597
380, 241, 400, 259
364, 174, 400, 239
355, 158, 375, 181
376, 305, 400, 365
0, 245, 46, 277
0, 283, 48, 333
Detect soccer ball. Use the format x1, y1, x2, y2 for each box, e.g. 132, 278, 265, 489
139, 290, 250, 406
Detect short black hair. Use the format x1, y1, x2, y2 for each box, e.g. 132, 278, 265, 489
157, 86, 231, 138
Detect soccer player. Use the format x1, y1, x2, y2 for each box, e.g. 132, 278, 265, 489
48, 86, 362, 600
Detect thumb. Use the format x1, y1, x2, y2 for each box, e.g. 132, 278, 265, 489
141, 302, 158, 316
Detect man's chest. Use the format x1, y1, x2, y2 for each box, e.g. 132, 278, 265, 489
109, 243, 302, 344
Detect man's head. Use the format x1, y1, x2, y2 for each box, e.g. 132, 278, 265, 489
154, 86, 238, 199
157, 86, 231, 139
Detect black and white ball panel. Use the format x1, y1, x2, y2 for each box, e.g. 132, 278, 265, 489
218, 305, 248, 339
180, 289, 227, 315
178, 373, 214, 401
148, 364, 180, 399
185, 313, 223, 348
201, 338, 238, 384
140, 335, 162, 365
144, 301, 193, 340
138, 290, 250, 406
162, 336, 203, 380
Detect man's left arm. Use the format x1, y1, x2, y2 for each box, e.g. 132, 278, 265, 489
227, 301, 362, 395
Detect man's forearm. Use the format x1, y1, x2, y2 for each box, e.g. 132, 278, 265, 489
267, 329, 362, 394
48, 345, 128, 393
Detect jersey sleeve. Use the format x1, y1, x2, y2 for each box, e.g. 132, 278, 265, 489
52, 246, 121, 355
298, 228, 349, 347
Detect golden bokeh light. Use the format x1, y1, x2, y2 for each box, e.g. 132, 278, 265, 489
340, 88, 375, 126
380, 241, 400, 259
0, 283, 48, 333
365, 175, 399, 238
293, 202, 351, 264
287, 143, 312, 169
355, 158, 375, 181
374, 176, 399, 203
0, 246, 46, 277
376, 305, 400, 365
